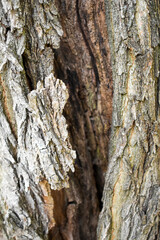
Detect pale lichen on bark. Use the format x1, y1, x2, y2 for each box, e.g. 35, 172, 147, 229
0, 0, 75, 239
98, 0, 160, 239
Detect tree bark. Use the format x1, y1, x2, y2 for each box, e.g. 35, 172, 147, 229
0, 1, 76, 239
0, 0, 112, 239
0, 0, 159, 240
53, 0, 112, 239
98, 0, 160, 239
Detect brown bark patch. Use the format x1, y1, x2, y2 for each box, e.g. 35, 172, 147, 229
52, 0, 113, 239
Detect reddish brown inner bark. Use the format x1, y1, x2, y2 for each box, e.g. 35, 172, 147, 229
50, 1, 113, 239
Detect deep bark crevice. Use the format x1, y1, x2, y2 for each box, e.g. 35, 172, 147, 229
76, 0, 100, 89
53, 0, 113, 239
22, 53, 35, 91
0, 0, 113, 239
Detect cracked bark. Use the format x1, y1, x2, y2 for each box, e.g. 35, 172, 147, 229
0, 0, 112, 239
98, 0, 160, 240
0, 0, 159, 240
53, 0, 112, 239
0, 1, 76, 239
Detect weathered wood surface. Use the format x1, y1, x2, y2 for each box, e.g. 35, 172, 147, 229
98, 0, 160, 239
53, 0, 112, 239
0, 1, 76, 239
1, 0, 159, 239
0, 0, 113, 239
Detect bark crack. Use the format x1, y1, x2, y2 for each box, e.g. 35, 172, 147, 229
76, 0, 100, 89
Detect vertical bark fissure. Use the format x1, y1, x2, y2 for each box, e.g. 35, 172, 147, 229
53, 0, 113, 239
76, 0, 100, 89
22, 54, 35, 91
0, 0, 113, 239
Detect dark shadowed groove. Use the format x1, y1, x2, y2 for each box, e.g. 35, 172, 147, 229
22, 53, 35, 91
76, 0, 100, 89
53, 0, 113, 239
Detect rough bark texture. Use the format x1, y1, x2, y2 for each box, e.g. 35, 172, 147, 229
0, 0, 112, 240
98, 0, 160, 239
0, 1, 76, 239
53, 0, 112, 239
1, 0, 159, 240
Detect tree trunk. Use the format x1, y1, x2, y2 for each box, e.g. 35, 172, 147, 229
98, 0, 160, 239
0, 0, 159, 240
0, 0, 78, 239
0, 0, 112, 239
